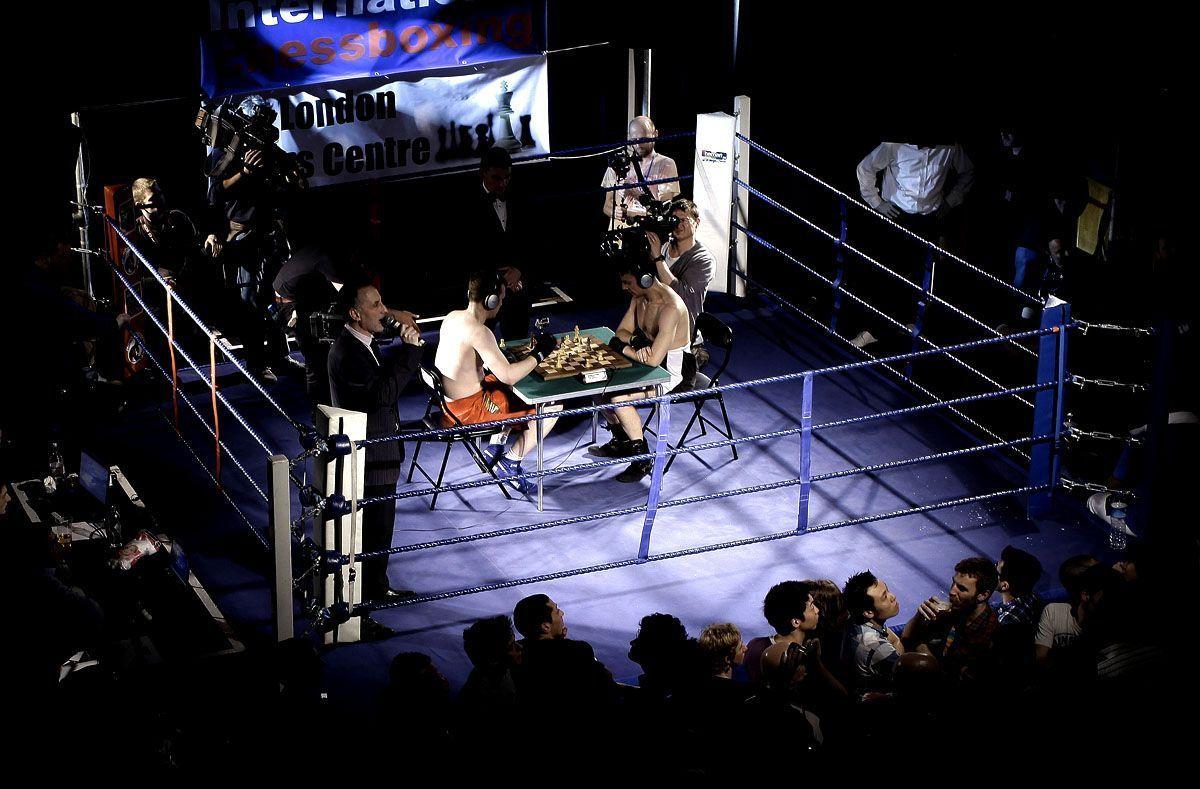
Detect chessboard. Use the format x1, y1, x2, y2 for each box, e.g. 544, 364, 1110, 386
532, 327, 633, 381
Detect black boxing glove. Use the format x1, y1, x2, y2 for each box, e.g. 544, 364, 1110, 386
531, 332, 559, 362
608, 336, 629, 354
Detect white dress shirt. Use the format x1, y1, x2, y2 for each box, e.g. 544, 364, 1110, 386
345, 322, 380, 365
856, 142, 974, 215
484, 185, 508, 231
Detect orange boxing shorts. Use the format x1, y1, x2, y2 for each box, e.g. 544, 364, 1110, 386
442, 374, 535, 429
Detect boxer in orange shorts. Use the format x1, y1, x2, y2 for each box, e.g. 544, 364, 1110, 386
433, 271, 561, 495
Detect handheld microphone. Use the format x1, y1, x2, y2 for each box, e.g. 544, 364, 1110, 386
379, 314, 402, 337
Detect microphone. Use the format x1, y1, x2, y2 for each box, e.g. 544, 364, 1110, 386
379, 314, 402, 337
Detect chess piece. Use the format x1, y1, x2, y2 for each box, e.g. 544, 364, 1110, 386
494, 81, 523, 153
519, 114, 535, 148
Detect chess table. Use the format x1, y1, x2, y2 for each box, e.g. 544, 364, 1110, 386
508, 326, 672, 510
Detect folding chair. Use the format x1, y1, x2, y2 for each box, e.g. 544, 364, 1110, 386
663, 312, 738, 473
406, 367, 513, 510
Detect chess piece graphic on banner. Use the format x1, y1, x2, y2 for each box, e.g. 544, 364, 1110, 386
519, 114, 535, 148
494, 81, 523, 152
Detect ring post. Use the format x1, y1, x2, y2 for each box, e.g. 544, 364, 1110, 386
1028, 299, 1070, 517
316, 405, 367, 644
637, 394, 672, 561
268, 453, 294, 642
830, 198, 848, 335
907, 246, 936, 378
797, 373, 814, 531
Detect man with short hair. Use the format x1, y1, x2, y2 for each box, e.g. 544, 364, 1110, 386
1034, 554, 1098, 665
743, 580, 821, 685
466, 146, 534, 341
587, 233, 694, 482
458, 615, 523, 717
841, 571, 906, 684
645, 198, 715, 351
327, 281, 423, 624
510, 594, 615, 714
902, 556, 1000, 680
996, 545, 1044, 628
433, 270, 561, 495
602, 115, 681, 227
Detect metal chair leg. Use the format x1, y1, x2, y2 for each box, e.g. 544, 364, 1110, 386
407, 440, 423, 483
663, 402, 704, 474
465, 437, 513, 501
717, 396, 738, 461
429, 442, 453, 510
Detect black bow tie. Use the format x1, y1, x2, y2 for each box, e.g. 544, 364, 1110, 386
487, 192, 507, 203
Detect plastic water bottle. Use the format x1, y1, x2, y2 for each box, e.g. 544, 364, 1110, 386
1108, 500, 1128, 551
47, 441, 64, 481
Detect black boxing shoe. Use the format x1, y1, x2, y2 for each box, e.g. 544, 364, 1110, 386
615, 459, 654, 483
588, 423, 632, 457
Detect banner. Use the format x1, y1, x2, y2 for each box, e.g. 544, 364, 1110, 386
270, 55, 549, 187
202, 0, 544, 98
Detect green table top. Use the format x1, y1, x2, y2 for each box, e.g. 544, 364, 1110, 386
509, 326, 671, 405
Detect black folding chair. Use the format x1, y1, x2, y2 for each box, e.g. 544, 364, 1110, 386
662, 312, 738, 473
406, 366, 513, 510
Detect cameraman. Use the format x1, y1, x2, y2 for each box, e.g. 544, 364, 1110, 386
271, 241, 355, 409
601, 115, 680, 228
327, 282, 423, 628
644, 198, 715, 363
206, 94, 293, 383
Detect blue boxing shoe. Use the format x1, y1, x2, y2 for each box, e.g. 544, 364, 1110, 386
482, 443, 506, 469
494, 455, 537, 496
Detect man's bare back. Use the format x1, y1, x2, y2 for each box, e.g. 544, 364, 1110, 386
434, 309, 526, 401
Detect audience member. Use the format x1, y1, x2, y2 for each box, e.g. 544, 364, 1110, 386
511, 594, 616, 716
841, 570, 906, 687
903, 557, 1000, 682
1034, 554, 1098, 666
744, 580, 820, 684
628, 612, 694, 701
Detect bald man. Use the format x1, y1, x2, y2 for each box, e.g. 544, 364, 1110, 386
601, 115, 681, 227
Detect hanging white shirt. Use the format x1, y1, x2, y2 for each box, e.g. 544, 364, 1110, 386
856, 142, 974, 216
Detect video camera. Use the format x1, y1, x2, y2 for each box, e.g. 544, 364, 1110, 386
600, 198, 682, 260
308, 303, 405, 344
195, 95, 308, 194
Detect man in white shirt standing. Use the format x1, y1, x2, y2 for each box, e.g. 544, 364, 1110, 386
849, 139, 974, 348
602, 115, 681, 227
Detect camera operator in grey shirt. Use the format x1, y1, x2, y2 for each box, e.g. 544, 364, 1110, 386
645, 199, 715, 361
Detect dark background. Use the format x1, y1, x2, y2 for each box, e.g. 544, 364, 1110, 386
24, 1, 1186, 317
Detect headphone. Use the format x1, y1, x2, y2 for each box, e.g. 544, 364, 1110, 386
472, 270, 505, 311
625, 232, 659, 289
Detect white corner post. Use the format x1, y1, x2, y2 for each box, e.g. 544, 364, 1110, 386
628, 48, 653, 120
269, 453, 294, 642
693, 101, 747, 297
315, 404, 368, 645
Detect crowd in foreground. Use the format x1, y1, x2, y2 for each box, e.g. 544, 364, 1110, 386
361, 539, 1185, 774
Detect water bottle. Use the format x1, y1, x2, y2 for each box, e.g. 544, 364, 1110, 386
1107, 499, 1128, 551
47, 441, 65, 481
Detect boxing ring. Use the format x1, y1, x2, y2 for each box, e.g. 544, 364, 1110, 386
93, 101, 1150, 651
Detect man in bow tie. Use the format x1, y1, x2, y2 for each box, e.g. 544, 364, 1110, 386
474, 146, 533, 342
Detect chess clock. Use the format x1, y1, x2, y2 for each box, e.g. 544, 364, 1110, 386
578, 369, 609, 384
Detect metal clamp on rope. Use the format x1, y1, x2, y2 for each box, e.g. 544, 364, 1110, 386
322, 550, 346, 573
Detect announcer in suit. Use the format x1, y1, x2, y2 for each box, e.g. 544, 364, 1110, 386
327, 281, 423, 632
469, 146, 533, 341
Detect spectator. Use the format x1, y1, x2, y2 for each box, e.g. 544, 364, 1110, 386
376, 652, 452, 752
744, 580, 820, 684
996, 545, 1044, 629
850, 135, 974, 348
628, 612, 694, 702
1034, 554, 1098, 667
841, 570, 906, 686
511, 594, 616, 715
902, 557, 1000, 681
459, 615, 522, 715
804, 578, 850, 688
